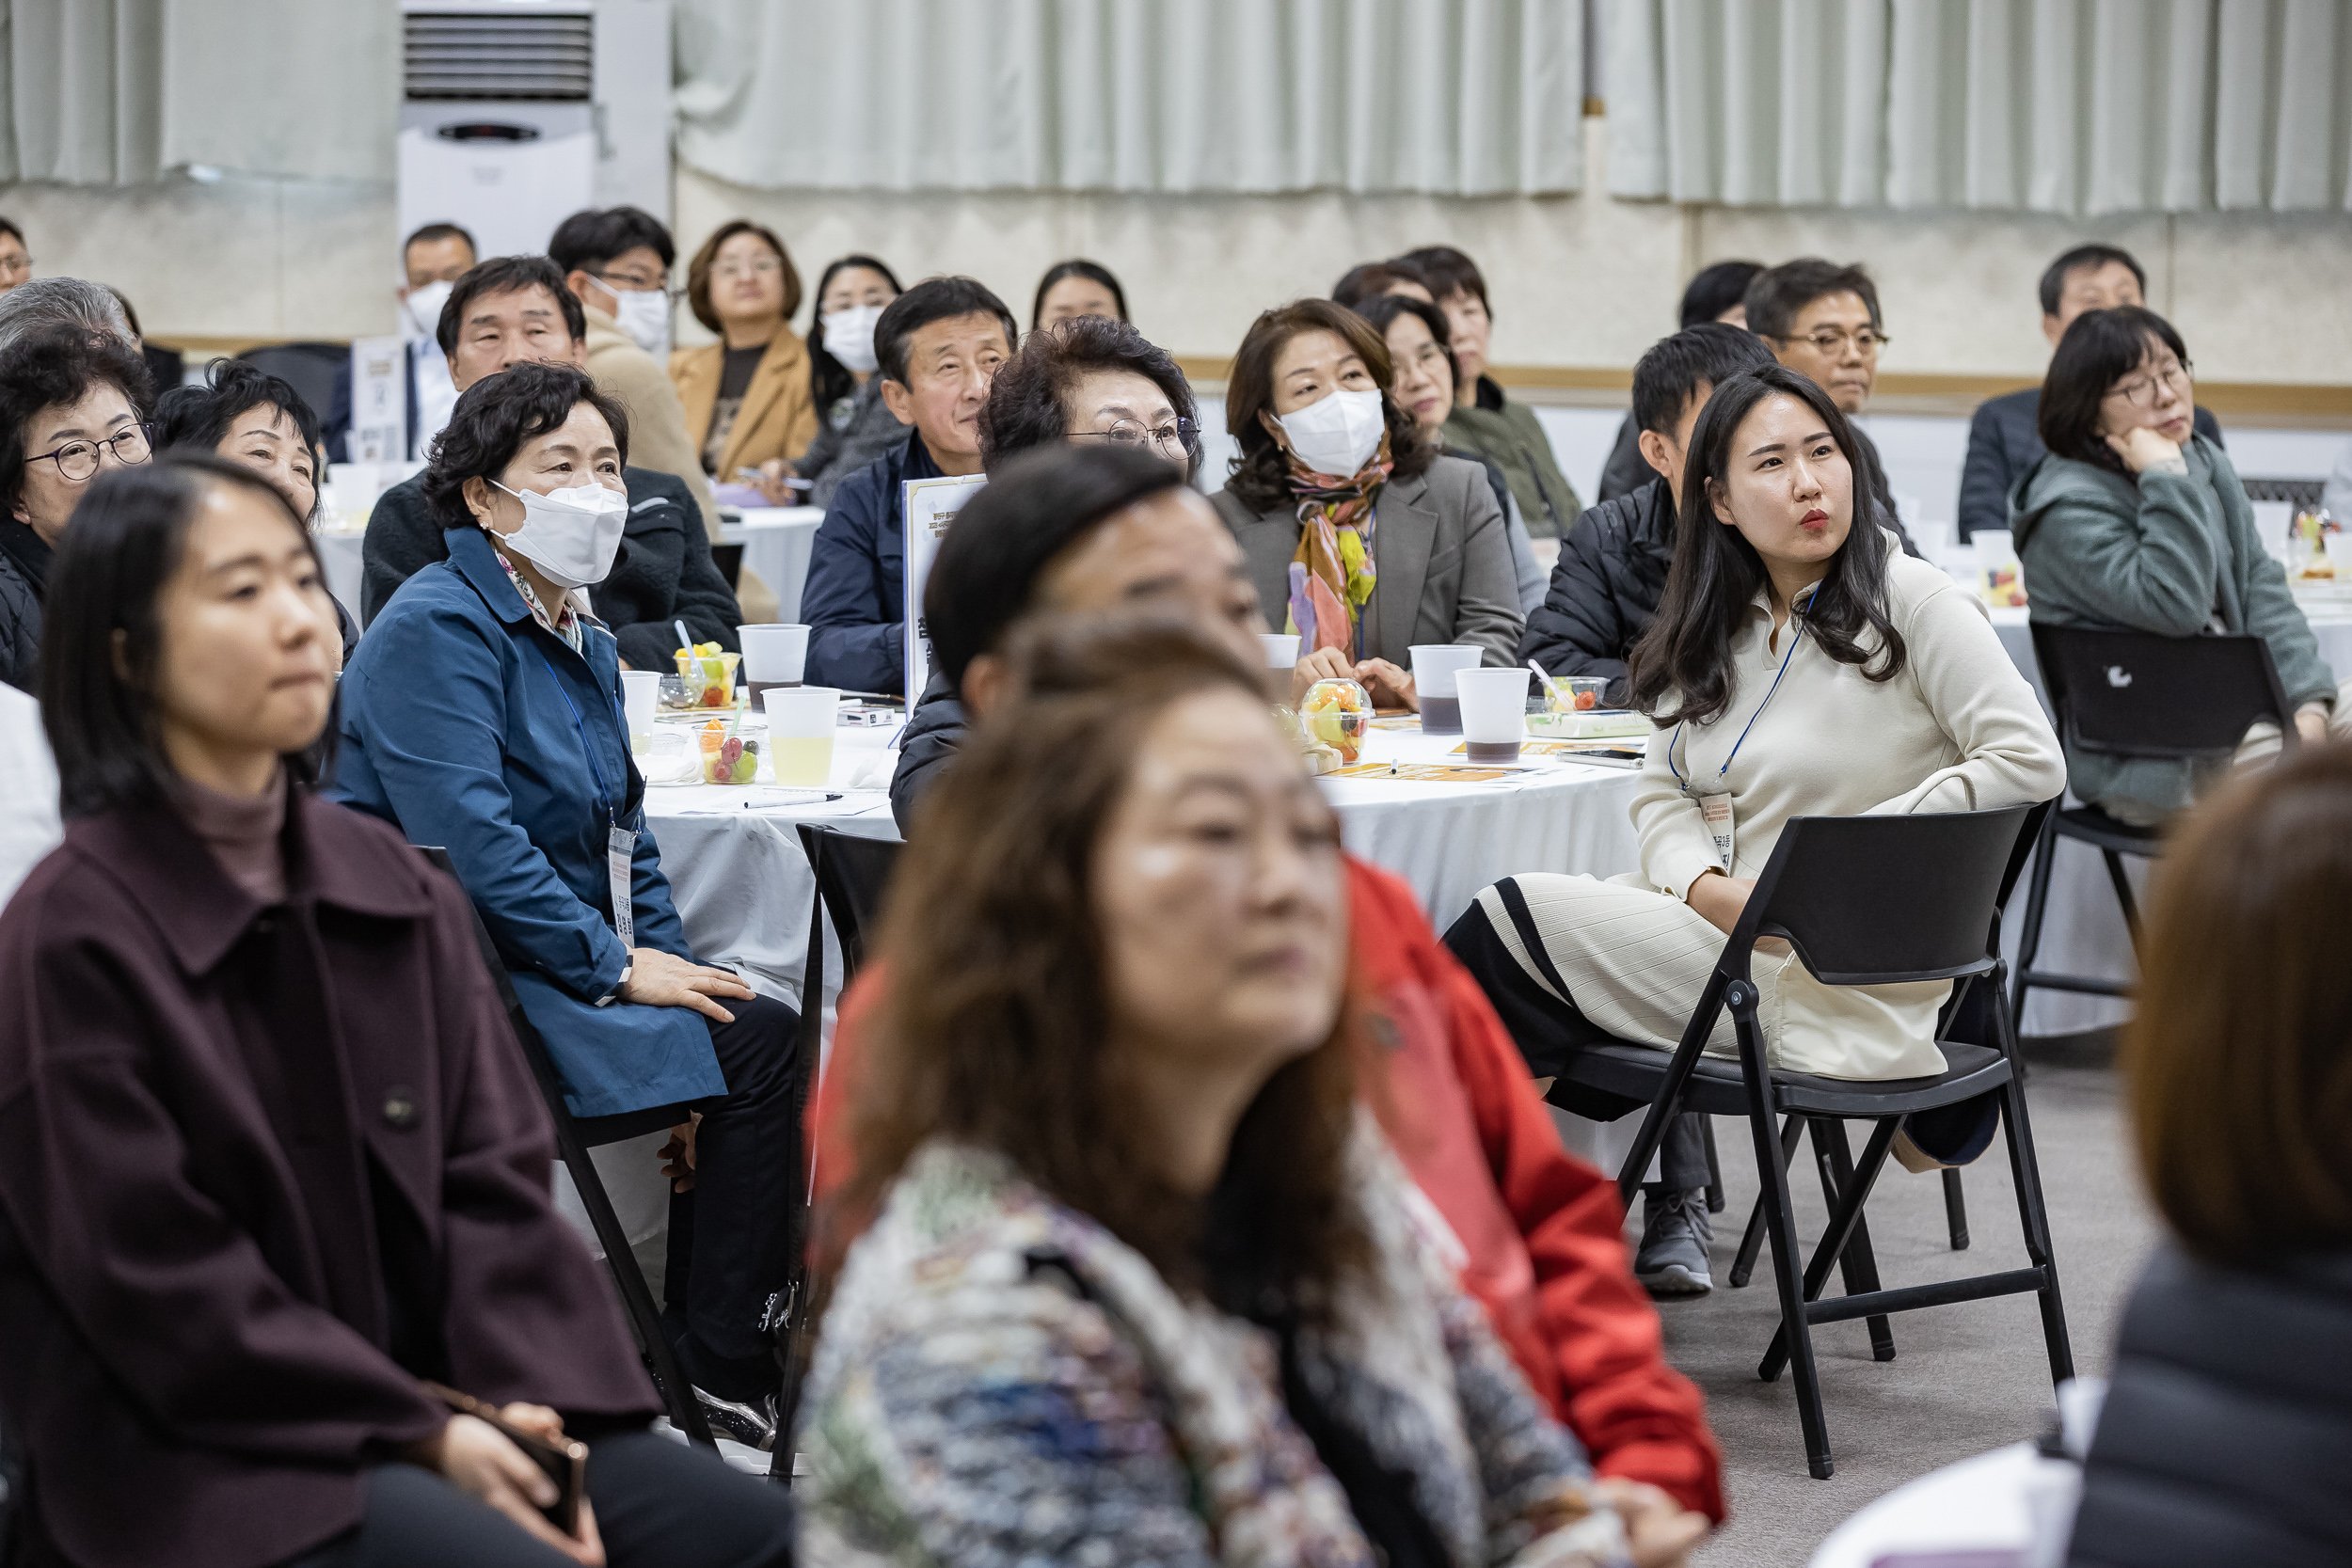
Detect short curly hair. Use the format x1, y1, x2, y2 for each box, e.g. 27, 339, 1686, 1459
0, 321, 154, 514
979, 315, 1198, 480
421, 361, 630, 531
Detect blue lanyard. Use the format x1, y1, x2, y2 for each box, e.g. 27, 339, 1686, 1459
535, 649, 625, 830
1668, 610, 1808, 789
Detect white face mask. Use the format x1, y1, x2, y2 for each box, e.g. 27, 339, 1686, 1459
401, 279, 453, 345
489, 479, 629, 590
1276, 387, 1387, 480
606, 285, 672, 359
820, 304, 883, 375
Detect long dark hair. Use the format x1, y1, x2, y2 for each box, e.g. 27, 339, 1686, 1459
42, 452, 331, 817
2038, 306, 2191, 476
1628, 364, 1907, 727
1222, 299, 1432, 513
807, 253, 903, 413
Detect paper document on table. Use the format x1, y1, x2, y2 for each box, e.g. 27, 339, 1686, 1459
1450, 739, 1639, 760
902, 473, 989, 703
1327, 762, 1520, 783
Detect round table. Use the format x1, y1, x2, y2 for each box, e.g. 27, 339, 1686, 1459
719, 506, 823, 623
1809, 1439, 2085, 1568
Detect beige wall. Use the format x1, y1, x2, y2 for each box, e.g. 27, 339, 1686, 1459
7, 114, 2347, 388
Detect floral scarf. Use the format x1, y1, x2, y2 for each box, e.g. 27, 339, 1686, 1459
1284, 433, 1394, 657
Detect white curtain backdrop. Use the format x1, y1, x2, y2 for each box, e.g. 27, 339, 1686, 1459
0, 0, 398, 184
1607, 0, 2352, 213
675, 0, 1586, 195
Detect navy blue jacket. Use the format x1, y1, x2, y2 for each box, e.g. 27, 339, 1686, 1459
801, 429, 944, 695
327, 526, 726, 1118
1959, 387, 2222, 541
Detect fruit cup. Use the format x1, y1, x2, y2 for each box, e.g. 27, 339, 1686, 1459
674, 647, 741, 708
697, 721, 762, 784
1300, 676, 1372, 764
1547, 675, 1608, 713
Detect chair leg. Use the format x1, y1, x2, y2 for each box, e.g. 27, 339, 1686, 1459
1731, 1115, 1805, 1289
2010, 812, 2058, 1042
1759, 1117, 1903, 1386
1732, 1003, 1835, 1479
1811, 1120, 1895, 1361
1701, 1115, 1726, 1215
1992, 1019, 2076, 1387
1943, 1166, 1971, 1251
2100, 847, 2143, 956
555, 1136, 717, 1448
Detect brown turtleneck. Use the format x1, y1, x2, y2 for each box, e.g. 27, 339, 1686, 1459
166, 768, 288, 904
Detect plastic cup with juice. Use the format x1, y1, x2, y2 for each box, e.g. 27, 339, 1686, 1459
764, 686, 840, 787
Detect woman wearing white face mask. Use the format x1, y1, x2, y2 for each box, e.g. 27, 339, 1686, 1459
331, 361, 807, 1446
1212, 299, 1524, 705
790, 252, 907, 510
670, 219, 820, 508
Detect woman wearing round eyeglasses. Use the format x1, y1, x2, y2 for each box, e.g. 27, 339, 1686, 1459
0, 320, 153, 691
979, 313, 1200, 479
2012, 305, 2352, 824
670, 218, 819, 507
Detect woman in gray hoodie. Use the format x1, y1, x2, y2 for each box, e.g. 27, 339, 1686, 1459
2010, 307, 2348, 823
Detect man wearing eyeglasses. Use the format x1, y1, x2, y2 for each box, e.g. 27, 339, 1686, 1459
549, 207, 722, 541
1744, 258, 1917, 556
0, 219, 31, 294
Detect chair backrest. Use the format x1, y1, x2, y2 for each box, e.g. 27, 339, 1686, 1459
709, 541, 744, 590
1742, 804, 2037, 987
794, 825, 901, 980
233, 341, 350, 425
2032, 624, 2296, 761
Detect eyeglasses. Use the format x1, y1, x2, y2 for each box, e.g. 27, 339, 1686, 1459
1784, 328, 1889, 356
0, 254, 31, 279
593, 269, 672, 295
1071, 418, 1197, 457
713, 259, 785, 281
2107, 361, 2193, 408
28, 422, 152, 483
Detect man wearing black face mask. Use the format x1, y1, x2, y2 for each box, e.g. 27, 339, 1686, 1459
356, 255, 742, 668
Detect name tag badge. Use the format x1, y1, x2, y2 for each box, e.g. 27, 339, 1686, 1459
1698, 793, 1735, 873
607, 823, 638, 949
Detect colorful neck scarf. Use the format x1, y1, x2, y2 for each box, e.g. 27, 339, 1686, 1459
1282, 432, 1394, 657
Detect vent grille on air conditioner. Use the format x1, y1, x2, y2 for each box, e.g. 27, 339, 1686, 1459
405, 10, 594, 101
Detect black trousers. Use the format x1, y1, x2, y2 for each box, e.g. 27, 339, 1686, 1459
1443, 899, 1710, 1191
661, 992, 799, 1382
284, 1431, 793, 1567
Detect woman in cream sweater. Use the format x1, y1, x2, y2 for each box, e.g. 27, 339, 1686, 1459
1447, 364, 2063, 1295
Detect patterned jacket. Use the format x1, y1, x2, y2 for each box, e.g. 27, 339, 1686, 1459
796, 1135, 1631, 1568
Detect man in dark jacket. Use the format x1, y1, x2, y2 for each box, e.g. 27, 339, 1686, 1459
358, 255, 741, 660
1521, 325, 1776, 708
800, 277, 1016, 695
1956, 242, 2222, 541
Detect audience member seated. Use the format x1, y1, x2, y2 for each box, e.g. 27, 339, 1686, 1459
2010, 306, 2349, 824
1397, 244, 1581, 537
548, 205, 722, 534
1445, 364, 2062, 1295
156, 357, 359, 665
670, 219, 817, 504
324, 221, 477, 462
2066, 745, 2352, 1568
0, 215, 27, 293
1029, 257, 1127, 326
979, 311, 1198, 479
1523, 323, 1777, 704
793, 253, 906, 510
864, 444, 1726, 1523
0, 275, 132, 359
358, 254, 741, 664
1959, 244, 2223, 542
1743, 257, 1916, 551
102, 284, 187, 397
328, 363, 802, 1448
1597, 260, 1765, 504
801, 275, 1015, 694
797, 612, 1694, 1566
0, 452, 794, 1567
0, 321, 154, 691
0, 680, 58, 904
1354, 292, 1547, 612
1331, 259, 1434, 309
1214, 297, 1523, 699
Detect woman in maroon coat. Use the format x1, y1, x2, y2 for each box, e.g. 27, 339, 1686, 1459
0, 453, 791, 1566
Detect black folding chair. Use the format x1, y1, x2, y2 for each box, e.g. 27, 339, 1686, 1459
770, 826, 903, 1481
2013, 626, 2297, 1038
416, 847, 716, 1448
1534, 805, 2072, 1479
233, 341, 351, 427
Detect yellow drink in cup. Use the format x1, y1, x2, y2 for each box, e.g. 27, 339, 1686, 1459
768, 734, 835, 787
764, 685, 841, 788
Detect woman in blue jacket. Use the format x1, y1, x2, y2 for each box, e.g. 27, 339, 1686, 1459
331, 362, 799, 1449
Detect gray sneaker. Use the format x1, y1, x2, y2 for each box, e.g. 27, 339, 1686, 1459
1635, 1186, 1714, 1298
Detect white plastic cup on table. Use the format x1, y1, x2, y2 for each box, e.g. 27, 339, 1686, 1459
738, 624, 810, 708
763, 685, 840, 787
1409, 644, 1485, 735
1455, 666, 1533, 763
1259, 632, 1299, 669
619, 670, 662, 741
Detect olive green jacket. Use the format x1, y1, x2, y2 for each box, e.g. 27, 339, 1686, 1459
1442, 377, 1581, 539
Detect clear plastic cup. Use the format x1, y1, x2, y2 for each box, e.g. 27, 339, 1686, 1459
764, 685, 840, 787
738, 624, 810, 709
1409, 644, 1484, 735
1455, 666, 1533, 763
1259, 632, 1300, 668
620, 669, 662, 740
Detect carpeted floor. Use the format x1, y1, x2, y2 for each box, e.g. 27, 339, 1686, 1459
1648, 1046, 2160, 1567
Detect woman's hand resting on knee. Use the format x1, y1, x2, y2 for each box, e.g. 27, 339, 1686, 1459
621, 949, 755, 1024
1685, 871, 1788, 956
405, 1412, 607, 1565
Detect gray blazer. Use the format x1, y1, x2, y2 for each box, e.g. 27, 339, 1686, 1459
1210, 454, 1525, 671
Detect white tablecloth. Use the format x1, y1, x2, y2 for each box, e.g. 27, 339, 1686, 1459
720, 506, 824, 623
1810, 1441, 2056, 1568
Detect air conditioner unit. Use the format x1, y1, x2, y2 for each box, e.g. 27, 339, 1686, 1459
396, 0, 671, 263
